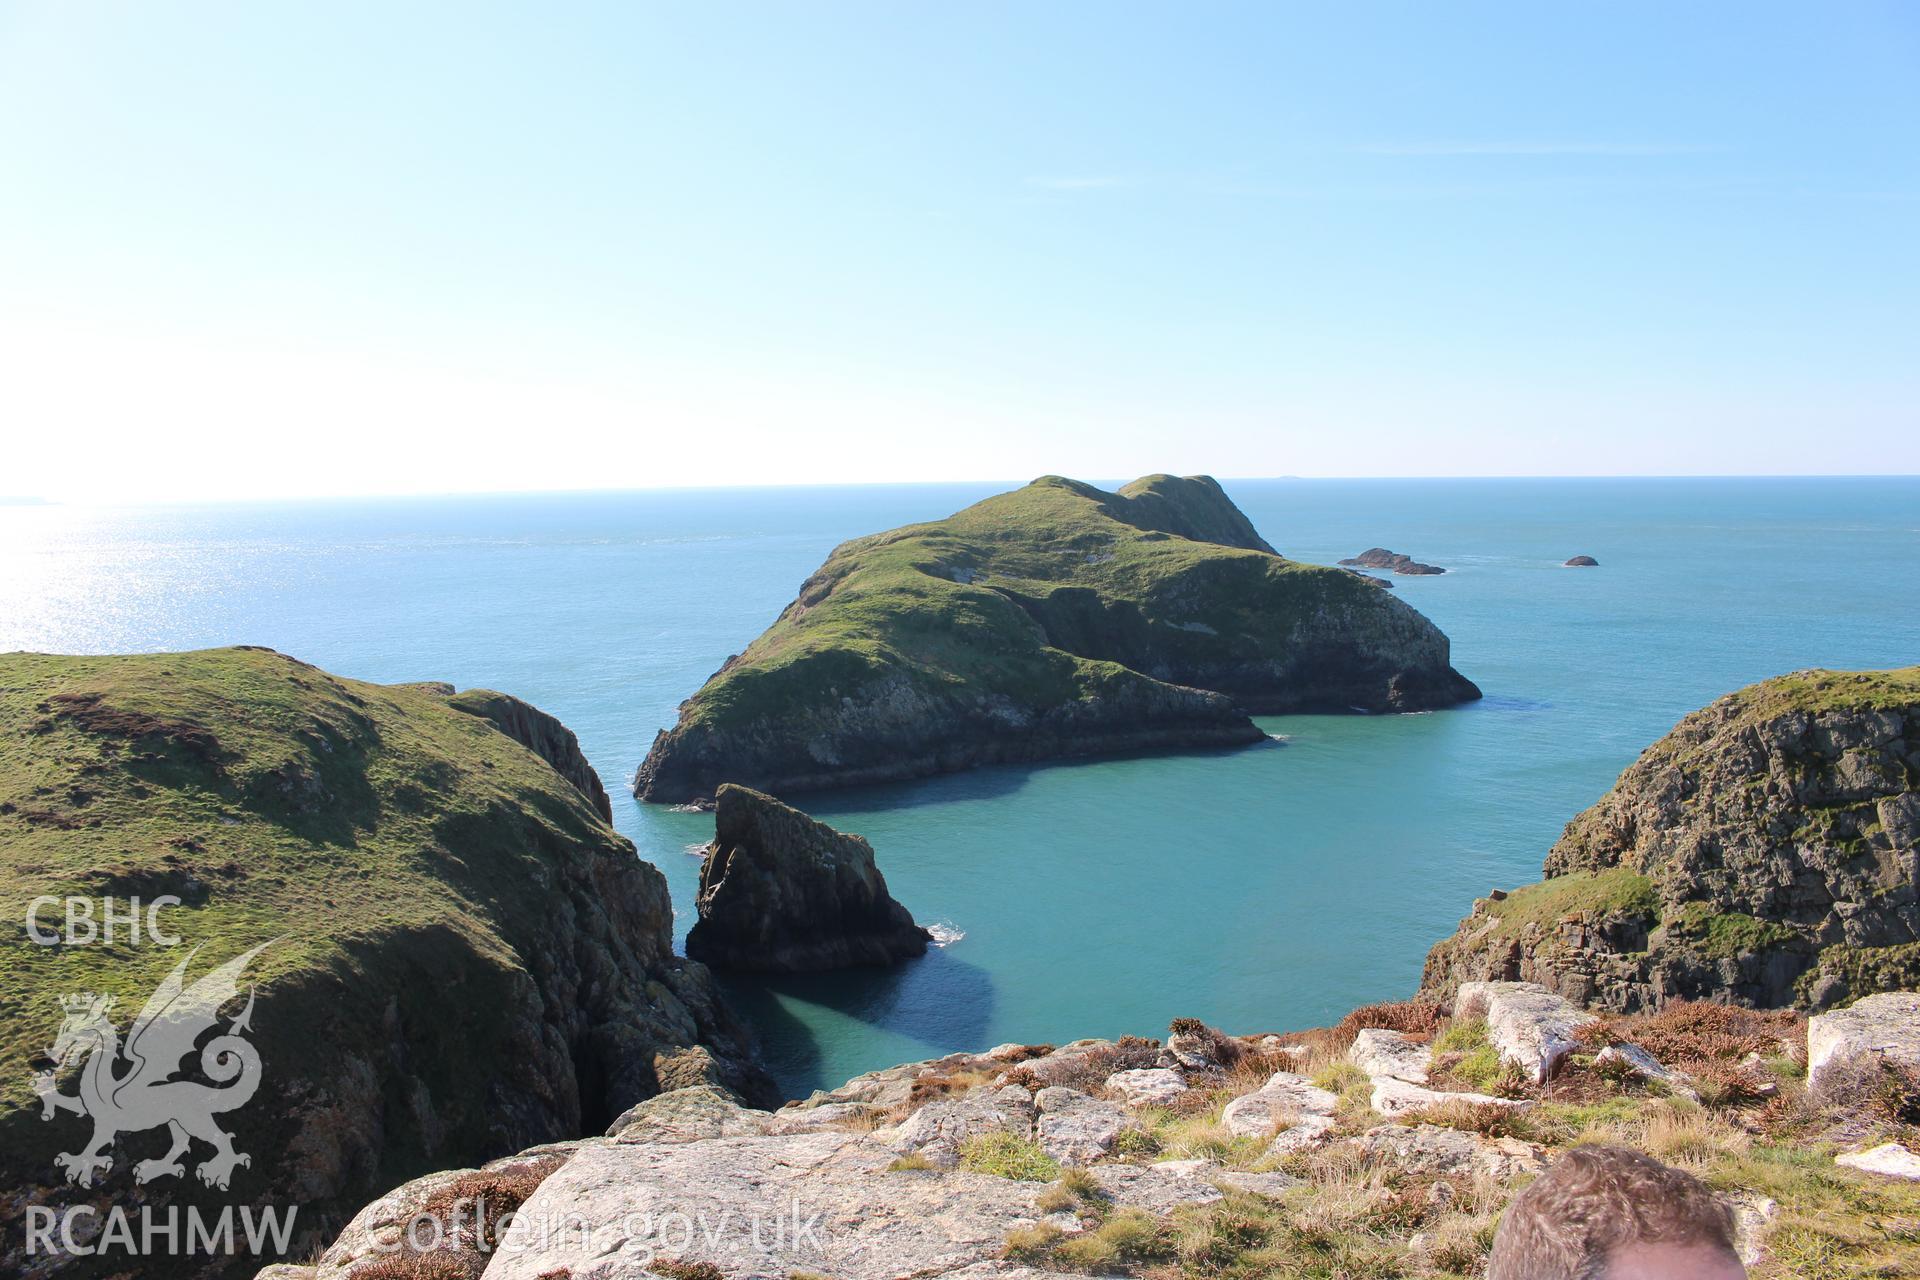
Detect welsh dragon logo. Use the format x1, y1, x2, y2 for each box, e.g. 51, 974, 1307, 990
34, 941, 274, 1190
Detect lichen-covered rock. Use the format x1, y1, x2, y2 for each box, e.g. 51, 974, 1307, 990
606, 1084, 773, 1143
1350, 1125, 1545, 1179
483, 1131, 1049, 1280
1808, 990, 1920, 1097
1269, 1115, 1341, 1155
1033, 1087, 1135, 1165
1594, 1043, 1698, 1100
1423, 667, 1920, 1012
793, 1053, 985, 1113
1088, 1163, 1226, 1214
1021, 1038, 1150, 1087
1368, 1076, 1532, 1118
1349, 1028, 1434, 1084
685, 785, 932, 972
1836, 1142, 1920, 1180
886, 1088, 1037, 1168
1164, 1020, 1237, 1071
1104, 1067, 1190, 1108
767, 1100, 885, 1135
1221, 1073, 1339, 1139
1213, 1169, 1308, 1198
1727, 1191, 1778, 1266
1455, 982, 1597, 1085
635, 474, 1478, 803
311, 1146, 578, 1278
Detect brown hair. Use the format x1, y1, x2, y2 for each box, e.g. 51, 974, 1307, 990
1487, 1144, 1741, 1280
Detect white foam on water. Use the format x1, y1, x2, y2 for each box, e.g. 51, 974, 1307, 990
683, 842, 708, 858
923, 921, 966, 947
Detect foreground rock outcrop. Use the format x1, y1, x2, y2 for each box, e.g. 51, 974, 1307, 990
636, 474, 1480, 803
0, 648, 772, 1278
685, 785, 932, 971
1809, 990, 1920, 1097
1423, 666, 1920, 1012
261, 992, 1920, 1280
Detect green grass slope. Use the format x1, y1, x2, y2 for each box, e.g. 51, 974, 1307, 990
636, 474, 1479, 802
0, 647, 767, 1273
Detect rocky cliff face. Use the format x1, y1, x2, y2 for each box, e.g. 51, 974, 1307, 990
685, 785, 931, 971
444, 686, 614, 822
636, 474, 1478, 803
1423, 667, 1920, 1012
0, 648, 772, 1278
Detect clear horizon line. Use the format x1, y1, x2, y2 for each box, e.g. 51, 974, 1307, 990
7, 472, 1918, 509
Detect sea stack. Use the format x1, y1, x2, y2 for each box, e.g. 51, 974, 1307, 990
686, 784, 932, 972
1564, 555, 1599, 567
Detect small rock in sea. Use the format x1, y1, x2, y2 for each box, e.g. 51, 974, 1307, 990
1564, 555, 1599, 567
1337, 547, 1446, 575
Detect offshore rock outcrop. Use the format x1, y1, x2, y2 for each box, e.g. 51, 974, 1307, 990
1423, 667, 1920, 1012
1338, 547, 1447, 575
636, 474, 1479, 803
685, 785, 931, 971
0, 648, 773, 1278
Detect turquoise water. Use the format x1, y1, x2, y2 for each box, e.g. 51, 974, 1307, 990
3, 478, 1916, 1097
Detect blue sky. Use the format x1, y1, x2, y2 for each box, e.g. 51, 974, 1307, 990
1, 2, 1915, 499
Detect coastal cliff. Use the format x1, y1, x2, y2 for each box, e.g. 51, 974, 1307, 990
443, 686, 614, 822
0, 647, 772, 1277
255, 663, 1920, 1280
635, 474, 1479, 803
1423, 667, 1920, 1012
686, 785, 931, 971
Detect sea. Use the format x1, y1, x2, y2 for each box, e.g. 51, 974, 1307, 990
3, 477, 1915, 1098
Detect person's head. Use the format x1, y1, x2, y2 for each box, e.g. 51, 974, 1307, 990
1487, 1144, 1746, 1280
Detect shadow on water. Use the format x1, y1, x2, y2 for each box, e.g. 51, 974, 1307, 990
1473, 694, 1554, 713
718, 945, 998, 1099
812, 736, 1281, 818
